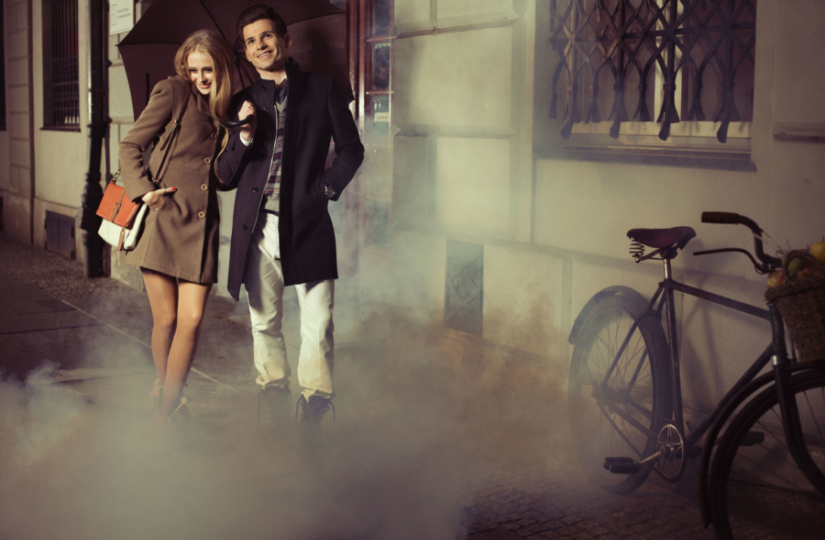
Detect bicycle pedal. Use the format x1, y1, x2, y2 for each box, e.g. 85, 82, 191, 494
740, 430, 765, 447
604, 457, 641, 474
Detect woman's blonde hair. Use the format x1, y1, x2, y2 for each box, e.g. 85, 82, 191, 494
174, 30, 234, 176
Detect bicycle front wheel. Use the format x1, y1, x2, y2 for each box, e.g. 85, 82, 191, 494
568, 294, 672, 493
709, 369, 825, 539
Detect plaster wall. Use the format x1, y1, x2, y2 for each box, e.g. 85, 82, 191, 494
27, 0, 90, 259
526, 0, 825, 407
390, 0, 825, 412
1, 0, 34, 241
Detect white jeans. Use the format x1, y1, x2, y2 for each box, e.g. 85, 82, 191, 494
243, 212, 335, 400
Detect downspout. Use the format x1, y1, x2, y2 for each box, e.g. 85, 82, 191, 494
77, 0, 108, 277
27, 1, 35, 244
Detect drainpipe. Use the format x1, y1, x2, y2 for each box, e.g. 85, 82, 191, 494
77, 0, 108, 277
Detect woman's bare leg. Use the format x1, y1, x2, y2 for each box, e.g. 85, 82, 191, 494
159, 280, 212, 416
141, 269, 179, 387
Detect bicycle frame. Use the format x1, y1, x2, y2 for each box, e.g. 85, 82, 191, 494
599, 255, 825, 493
597, 260, 772, 460
651, 256, 773, 452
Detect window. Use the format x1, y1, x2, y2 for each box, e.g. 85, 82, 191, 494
548, 0, 756, 145
42, 0, 79, 128
0, 0, 6, 131
362, 0, 394, 249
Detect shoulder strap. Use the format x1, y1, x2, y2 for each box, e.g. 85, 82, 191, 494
153, 82, 193, 184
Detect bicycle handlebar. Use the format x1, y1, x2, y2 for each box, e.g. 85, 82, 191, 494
701, 212, 740, 225
700, 212, 782, 273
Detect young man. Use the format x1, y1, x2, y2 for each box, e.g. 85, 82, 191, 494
218, 3, 364, 438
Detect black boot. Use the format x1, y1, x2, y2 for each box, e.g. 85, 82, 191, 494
296, 395, 334, 449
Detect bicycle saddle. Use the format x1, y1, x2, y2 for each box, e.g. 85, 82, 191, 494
627, 226, 696, 249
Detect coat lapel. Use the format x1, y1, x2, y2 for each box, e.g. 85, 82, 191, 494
193, 91, 212, 119
247, 80, 276, 149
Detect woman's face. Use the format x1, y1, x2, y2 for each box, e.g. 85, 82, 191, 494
187, 50, 215, 95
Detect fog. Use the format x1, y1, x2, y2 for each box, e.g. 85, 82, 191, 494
0, 279, 571, 539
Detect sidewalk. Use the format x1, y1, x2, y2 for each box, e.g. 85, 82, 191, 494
0, 234, 721, 540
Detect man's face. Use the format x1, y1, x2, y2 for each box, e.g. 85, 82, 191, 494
243, 19, 291, 74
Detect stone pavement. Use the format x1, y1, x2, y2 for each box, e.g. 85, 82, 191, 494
0, 234, 720, 540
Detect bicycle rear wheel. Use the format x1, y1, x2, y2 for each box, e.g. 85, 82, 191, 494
568, 293, 672, 493
709, 369, 825, 539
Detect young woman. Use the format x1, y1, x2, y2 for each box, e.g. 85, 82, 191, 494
118, 30, 233, 426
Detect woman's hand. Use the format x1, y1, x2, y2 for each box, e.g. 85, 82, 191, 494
142, 187, 176, 210
239, 101, 256, 142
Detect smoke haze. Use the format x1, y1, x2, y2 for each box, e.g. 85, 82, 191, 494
0, 287, 571, 540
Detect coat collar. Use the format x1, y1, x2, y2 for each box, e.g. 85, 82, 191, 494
168, 76, 212, 122
248, 61, 304, 109
194, 91, 212, 117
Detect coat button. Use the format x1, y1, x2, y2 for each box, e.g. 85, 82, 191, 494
252, 187, 258, 193
200, 184, 208, 191
261, 149, 266, 155
204, 157, 211, 164
198, 211, 205, 219
242, 224, 248, 231
210, 132, 218, 139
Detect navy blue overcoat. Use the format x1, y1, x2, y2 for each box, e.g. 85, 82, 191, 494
218, 62, 364, 300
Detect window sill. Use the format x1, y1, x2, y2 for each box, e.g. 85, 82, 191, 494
553, 132, 754, 172
41, 125, 82, 133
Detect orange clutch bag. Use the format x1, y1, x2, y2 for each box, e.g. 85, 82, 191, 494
96, 181, 141, 227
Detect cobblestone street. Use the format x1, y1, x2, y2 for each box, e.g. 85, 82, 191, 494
458, 466, 711, 540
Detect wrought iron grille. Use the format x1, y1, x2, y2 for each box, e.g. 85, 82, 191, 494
548, 0, 756, 143
49, 0, 79, 126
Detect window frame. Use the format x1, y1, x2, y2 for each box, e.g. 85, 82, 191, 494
41, 0, 80, 131
547, 0, 757, 170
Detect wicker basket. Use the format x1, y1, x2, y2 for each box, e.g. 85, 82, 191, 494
765, 250, 825, 362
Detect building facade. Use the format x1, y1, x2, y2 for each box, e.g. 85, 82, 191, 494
2, 0, 824, 414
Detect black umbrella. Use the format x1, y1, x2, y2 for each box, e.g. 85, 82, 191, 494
118, 0, 351, 121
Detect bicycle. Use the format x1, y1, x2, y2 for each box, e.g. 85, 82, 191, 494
566, 211, 825, 539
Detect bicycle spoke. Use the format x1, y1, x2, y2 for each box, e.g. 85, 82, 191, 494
599, 405, 644, 458
710, 371, 825, 539
627, 346, 650, 393
801, 389, 825, 445
738, 451, 804, 489
569, 295, 670, 493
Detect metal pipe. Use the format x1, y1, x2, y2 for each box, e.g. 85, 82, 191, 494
77, 0, 108, 277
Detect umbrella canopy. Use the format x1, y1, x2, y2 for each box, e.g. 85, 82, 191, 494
119, 0, 350, 120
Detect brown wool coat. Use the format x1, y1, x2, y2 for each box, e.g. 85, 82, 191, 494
118, 76, 222, 284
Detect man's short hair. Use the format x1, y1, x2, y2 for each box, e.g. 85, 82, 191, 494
236, 3, 288, 42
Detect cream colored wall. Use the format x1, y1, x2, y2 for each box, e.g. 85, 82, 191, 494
527, 0, 825, 408
391, 0, 825, 412
30, 0, 90, 259
1, 0, 34, 241
392, 0, 552, 360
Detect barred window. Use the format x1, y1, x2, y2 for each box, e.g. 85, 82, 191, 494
42, 0, 79, 128
548, 0, 756, 143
